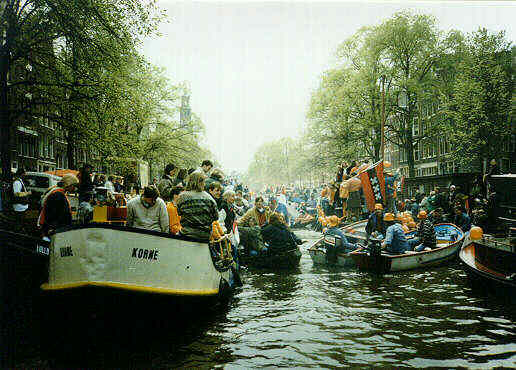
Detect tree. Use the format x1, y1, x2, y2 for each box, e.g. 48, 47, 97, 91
0, 0, 162, 175
442, 28, 513, 170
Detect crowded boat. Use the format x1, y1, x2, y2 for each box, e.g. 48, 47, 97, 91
0, 157, 514, 295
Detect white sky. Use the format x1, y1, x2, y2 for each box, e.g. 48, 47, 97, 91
142, 0, 516, 172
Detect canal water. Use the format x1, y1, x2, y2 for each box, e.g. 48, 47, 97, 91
11, 230, 516, 368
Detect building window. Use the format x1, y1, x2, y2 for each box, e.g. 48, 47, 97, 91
412, 118, 419, 137
414, 142, 421, 161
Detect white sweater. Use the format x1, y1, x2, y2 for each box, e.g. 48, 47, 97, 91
126, 196, 169, 233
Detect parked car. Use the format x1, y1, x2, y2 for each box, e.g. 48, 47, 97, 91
24, 172, 62, 209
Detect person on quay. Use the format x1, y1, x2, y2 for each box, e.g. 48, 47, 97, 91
365, 203, 386, 242
11, 167, 32, 224
239, 196, 270, 227
324, 215, 359, 253
381, 212, 409, 255
157, 163, 178, 201
38, 174, 79, 236
166, 186, 183, 235
78, 163, 94, 202
176, 172, 218, 241
126, 186, 169, 233
408, 210, 437, 252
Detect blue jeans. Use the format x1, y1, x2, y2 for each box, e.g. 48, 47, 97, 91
407, 238, 420, 251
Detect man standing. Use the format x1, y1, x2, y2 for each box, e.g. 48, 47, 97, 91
157, 163, 178, 200
127, 186, 169, 233
12, 168, 31, 226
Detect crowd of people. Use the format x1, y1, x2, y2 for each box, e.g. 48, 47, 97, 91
0, 156, 506, 258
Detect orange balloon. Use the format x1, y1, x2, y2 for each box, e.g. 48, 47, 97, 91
470, 226, 483, 240
384, 161, 392, 168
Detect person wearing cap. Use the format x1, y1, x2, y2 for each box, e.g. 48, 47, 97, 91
410, 210, 437, 252
324, 215, 359, 253
38, 174, 79, 236
381, 212, 409, 254
365, 203, 385, 242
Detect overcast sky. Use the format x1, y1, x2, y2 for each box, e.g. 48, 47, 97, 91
141, 0, 516, 172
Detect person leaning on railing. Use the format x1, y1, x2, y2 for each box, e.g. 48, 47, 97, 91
126, 186, 169, 233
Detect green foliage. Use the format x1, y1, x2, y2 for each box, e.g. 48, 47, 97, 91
441, 28, 513, 169
1, 0, 210, 176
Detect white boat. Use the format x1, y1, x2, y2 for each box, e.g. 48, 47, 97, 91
308, 220, 367, 267
41, 224, 238, 298
350, 223, 465, 273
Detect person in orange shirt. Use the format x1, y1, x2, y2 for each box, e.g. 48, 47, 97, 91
166, 186, 183, 234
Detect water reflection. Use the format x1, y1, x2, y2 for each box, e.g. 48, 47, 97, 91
8, 231, 516, 368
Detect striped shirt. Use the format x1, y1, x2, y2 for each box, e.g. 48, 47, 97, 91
177, 191, 218, 236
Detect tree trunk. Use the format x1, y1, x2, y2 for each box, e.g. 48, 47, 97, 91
0, 50, 11, 181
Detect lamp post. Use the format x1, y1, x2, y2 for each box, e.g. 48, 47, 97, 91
380, 75, 386, 161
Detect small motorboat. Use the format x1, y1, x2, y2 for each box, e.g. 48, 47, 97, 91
41, 223, 239, 300
239, 247, 302, 269
350, 223, 465, 273
308, 220, 367, 267
459, 227, 516, 292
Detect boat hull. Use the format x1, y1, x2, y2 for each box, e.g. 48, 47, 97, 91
41, 224, 235, 298
308, 246, 355, 267
239, 248, 301, 269
459, 242, 516, 291
350, 223, 465, 273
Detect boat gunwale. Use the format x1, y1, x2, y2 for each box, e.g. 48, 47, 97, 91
459, 243, 516, 287
52, 222, 209, 244
349, 223, 464, 260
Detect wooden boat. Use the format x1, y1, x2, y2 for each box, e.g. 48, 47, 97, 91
350, 223, 465, 273
239, 247, 301, 269
459, 234, 516, 291
308, 220, 367, 267
41, 223, 239, 299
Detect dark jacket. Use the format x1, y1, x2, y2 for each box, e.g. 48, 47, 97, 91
453, 212, 471, 232
221, 200, 236, 232
78, 171, 94, 201
42, 190, 72, 231
261, 223, 300, 252
365, 212, 385, 238
157, 175, 175, 201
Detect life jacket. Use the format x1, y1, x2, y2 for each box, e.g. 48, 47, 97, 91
38, 187, 70, 228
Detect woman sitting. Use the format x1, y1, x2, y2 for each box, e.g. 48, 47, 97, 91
261, 212, 303, 254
